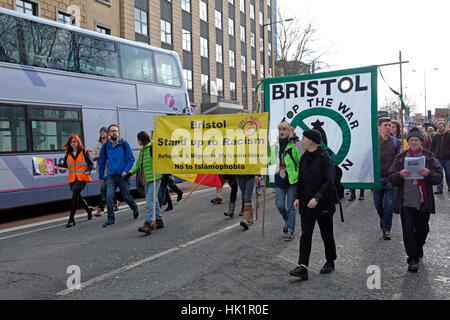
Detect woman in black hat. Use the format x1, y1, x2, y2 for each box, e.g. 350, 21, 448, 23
289, 129, 337, 280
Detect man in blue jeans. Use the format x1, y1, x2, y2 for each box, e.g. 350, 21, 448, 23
98, 124, 140, 227
374, 117, 400, 240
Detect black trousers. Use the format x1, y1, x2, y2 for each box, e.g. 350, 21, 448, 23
70, 189, 90, 220
298, 213, 337, 266
227, 176, 239, 203
400, 207, 430, 263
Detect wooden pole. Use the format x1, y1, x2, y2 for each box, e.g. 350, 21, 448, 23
183, 175, 208, 202
153, 173, 156, 230
255, 181, 258, 221
261, 176, 267, 237
399, 51, 405, 147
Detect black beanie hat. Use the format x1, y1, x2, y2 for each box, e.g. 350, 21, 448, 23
407, 126, 424, 142
99, 126, 108, 133
303, 129, 322, 144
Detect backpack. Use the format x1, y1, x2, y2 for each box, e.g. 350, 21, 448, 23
391, 136, 398, 149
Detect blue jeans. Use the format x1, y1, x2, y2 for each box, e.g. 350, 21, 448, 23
106, 175, 139, 221
373, 179, 395, 231
275, 185, 297, 233
236, 176, 255, 205
436, 159, 450, 191
145, 181, 162, 225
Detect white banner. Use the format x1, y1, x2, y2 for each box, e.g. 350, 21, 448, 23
264, 66, 380, 188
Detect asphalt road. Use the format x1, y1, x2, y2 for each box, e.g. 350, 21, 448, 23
0, 186, 449, 300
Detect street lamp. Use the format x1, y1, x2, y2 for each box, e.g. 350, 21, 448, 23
412, 67, 438, 121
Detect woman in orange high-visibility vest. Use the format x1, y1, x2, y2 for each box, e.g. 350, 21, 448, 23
55, 135, 94, 228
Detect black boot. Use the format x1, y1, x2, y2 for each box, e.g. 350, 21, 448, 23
348, 189, 356, 201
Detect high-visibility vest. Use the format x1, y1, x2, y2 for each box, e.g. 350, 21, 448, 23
66, 149, 92, 183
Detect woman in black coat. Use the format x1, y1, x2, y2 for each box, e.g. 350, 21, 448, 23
289, 129, 337, 280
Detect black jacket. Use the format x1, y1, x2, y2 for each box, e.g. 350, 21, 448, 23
296, 147, 336, 217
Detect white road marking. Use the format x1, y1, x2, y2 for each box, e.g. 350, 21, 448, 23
0, 188, 215, 239
56, 222, 240, 296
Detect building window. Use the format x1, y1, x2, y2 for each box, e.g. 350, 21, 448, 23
161, 19, 172, 44
228, 18, 234, 36
181, 0, 191, 13
216, 78, 223, 97
216, 44, 223, 63
251, 32, 255, 47
96, 25, 111, 35
201, 74, 209, 94
230, 82, 236, 99
229, 0, 234, 4
241, 55, 246, 72
15, 0, 36, 16
135, 8, 148, 36
251, 59, 256, 75
260, 38, 264, 51
268, 43, 272, 56
260, 64, 264, 77
267, 18, 271, 31
240, 0, 245, 13
229, 50, 235, 68
183, 69, 193, 90
269, 67, 273, 77
57, 12, 71, 25
200, 1, 208, 22
267, 0, 271, 7
215, 10, 222, 29
250, 4, 254, 20
259, 11, 263, 26
200, 37, 208, 58
182, 29, 191, 52
240, 25, 245, 42
0, 105, 27, 153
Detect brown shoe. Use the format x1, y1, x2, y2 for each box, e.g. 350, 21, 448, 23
240, 204, 254, 230
138, 221, 152, 234
155, 219, 164, 229
224, 202, 236, 218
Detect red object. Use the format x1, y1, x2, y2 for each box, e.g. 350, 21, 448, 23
194, 174, 225, 188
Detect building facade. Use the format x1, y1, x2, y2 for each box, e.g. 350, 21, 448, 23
0, 0, 276, 114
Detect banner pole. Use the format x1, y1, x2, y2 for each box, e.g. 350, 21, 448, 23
255, 182, 258, 221
183, 175, 208, 202
399, 51, 405, 146
153, 173, 156, 230
261, 175, 267, 238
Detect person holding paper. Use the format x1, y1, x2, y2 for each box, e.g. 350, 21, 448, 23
55, 135, 94, 228
388, 126, 442, 273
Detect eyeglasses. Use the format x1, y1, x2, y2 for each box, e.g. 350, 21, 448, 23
109, 129, 119, 133
70, 140, 78, 144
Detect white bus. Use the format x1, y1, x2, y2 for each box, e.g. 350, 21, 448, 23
0, 7, 191, 210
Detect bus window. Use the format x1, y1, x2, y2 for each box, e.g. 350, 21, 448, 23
20, 18, 74, 70
30, 107, 82, 152
154, 52, 181, 87
0, 105, 27, 153
77, 34, 119, 78
120, 44, 155, 83
0, 14, 20, 64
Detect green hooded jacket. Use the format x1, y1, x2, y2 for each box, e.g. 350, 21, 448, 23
269, 142, 301, 185
128, 141, 162, 183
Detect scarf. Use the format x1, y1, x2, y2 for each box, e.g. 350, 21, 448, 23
407, 146, 428, 205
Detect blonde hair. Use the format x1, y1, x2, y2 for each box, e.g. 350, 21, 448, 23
277, 121, 294, 137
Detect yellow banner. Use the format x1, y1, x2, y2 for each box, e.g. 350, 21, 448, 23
153, 113, 269, 175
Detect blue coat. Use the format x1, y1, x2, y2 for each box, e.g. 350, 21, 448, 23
98, 139, 135, 180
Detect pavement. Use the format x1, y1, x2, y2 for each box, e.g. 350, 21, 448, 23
0, 184, 448, 300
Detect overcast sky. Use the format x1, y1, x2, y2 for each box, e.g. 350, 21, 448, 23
276, 0, 449, 115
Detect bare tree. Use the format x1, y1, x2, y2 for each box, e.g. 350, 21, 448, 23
381, 94, 416, 120
276, 7, 332, 76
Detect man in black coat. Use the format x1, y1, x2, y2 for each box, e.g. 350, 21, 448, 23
289, 129, 337, 280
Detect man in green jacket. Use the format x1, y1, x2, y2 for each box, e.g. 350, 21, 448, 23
126, 131, 163, 234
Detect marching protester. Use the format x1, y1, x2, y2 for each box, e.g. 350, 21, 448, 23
390, 120, 401, 139
388, 126, 442, 272
55, 135, 94, 228
223, 175, 240, 218
92, 126, 119, 217
98, 124, 140, 227
418, 125, 432, 150
430, 121, 450, 194
238, 175, 259, 231
348, 188, 365, 201
373, 117, 400, 240
159, 174, 183, 212
271, 120, 302, 241
125, 131, 163, 234
426, 126, 435, 138
289, 129, 337, 280
210, 186, 224, 204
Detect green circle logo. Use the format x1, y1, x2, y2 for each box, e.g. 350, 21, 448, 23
290, 108, 351, 164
